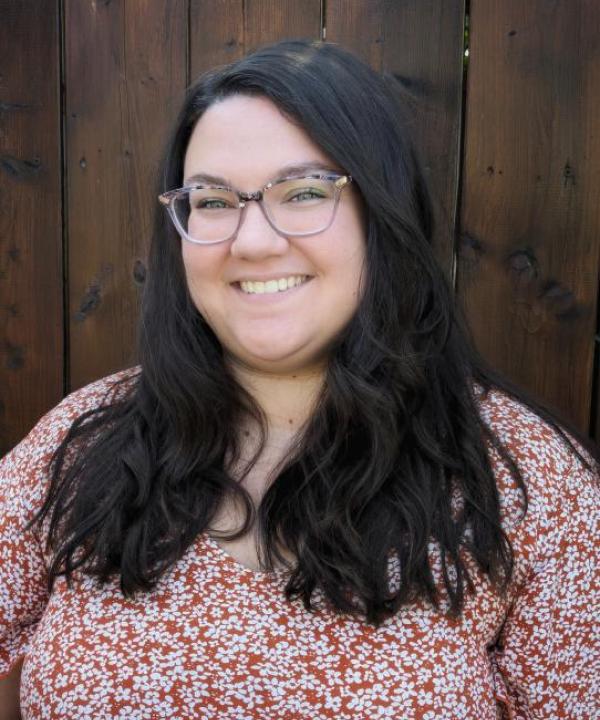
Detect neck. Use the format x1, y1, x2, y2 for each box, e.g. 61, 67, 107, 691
222, 360, 325, 505
231, 361, 325, 439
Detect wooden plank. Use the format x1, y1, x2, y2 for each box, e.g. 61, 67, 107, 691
325, 0, 385, 70
190, 0, 321, 77
326, 0, 466, 276
457, 1, 600, 433
65, 0, 188, 392
0, 0, 62, 452
189, 0, 245, 75
244, 0, 321, 51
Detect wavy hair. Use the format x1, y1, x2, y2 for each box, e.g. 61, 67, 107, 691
30, 40, 599, 625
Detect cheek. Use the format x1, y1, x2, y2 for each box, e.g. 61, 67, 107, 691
327, 217, 366, 291
180, 244, 226, 306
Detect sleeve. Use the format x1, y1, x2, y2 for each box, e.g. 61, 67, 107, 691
488, 454, 600, 719
0, 419, 55, 678
0, 369, 136, 679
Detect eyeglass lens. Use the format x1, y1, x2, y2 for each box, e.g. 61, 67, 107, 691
172, 177, 339, 243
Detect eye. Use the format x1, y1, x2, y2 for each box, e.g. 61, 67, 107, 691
287, 188, 327, 203
196, 198, 230, 209
190, 192, 237, 210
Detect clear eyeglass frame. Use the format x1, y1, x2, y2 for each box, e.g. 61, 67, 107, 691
158, 172, 353, 245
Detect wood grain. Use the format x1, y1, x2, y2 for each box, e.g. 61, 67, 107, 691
243, 0, 322, 51
65, 0, 188, 392
2, 1, 599, 446
325, 0, 385, 69
189, 0, 245, 75
0, 0, 62, 453
457, 0, 600, 431
326, 0, 466, 276
190, 0, 321, 78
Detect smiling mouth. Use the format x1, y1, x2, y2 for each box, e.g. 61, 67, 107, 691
235, 275, 312, 295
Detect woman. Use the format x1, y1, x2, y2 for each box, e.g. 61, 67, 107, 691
1, 40, 598, 719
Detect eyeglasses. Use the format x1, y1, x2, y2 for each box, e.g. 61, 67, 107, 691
158, 172, 353, 245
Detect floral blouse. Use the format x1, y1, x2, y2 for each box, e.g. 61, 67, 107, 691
1, 370, 598, 719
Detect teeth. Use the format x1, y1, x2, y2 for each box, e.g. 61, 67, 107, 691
239, 275, 309, 294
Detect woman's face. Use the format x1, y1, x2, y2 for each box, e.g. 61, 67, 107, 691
181, 94, 366, 375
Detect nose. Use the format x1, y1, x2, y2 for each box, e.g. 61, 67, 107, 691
229, 200, 290, 260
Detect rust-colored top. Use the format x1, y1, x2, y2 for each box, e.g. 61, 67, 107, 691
1, 371, 599, 719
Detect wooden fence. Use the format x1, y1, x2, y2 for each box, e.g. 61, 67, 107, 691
1, 0, 599, 453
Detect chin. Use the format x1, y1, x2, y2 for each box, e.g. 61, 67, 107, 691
243, 352, 308, 373
230, 345, 322, 375
235, 334, 309, 363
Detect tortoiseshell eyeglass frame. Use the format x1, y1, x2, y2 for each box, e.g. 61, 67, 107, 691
158, 173, 353, 245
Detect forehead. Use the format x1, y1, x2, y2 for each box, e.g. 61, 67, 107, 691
183, 95, 336, 188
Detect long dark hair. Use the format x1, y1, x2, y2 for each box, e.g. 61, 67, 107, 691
30, 40, 599, 625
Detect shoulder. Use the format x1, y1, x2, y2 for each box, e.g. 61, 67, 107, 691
46, 366, 140, 435
473, 384, 599, 560
475, 384, 598, 480
473, 383, 593, 476
7, 366, 140, 459
1, 367, 140, 511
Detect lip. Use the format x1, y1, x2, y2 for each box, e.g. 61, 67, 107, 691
230, 273, 314, 283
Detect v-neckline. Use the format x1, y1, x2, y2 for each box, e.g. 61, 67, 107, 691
203, 533, 290, 579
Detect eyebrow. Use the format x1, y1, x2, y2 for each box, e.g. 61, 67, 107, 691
183, 161, 342, 188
